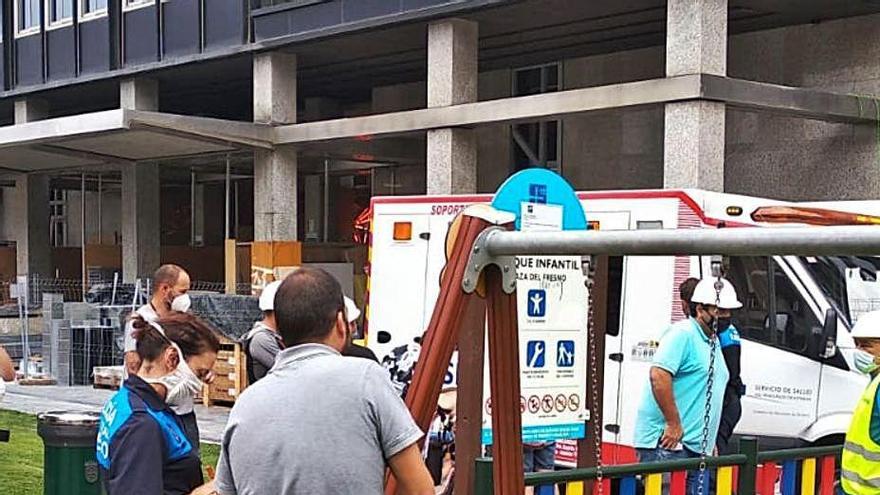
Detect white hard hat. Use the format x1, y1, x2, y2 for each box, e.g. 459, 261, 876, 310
258, 281, 282, 312
344, 296, 361, 323
852, 311, 880, 339
690, 278, 742, 310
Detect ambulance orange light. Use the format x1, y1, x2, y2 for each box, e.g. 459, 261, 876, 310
588, 221, 601, 230
752, 206, 880, 226
726, 206, 743, 216
393, 222, 413, 241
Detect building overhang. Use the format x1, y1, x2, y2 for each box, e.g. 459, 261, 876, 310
274, 75, 880, 144
0, 109, 273, 173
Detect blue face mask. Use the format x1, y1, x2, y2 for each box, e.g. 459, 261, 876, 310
854, 350, 879, 375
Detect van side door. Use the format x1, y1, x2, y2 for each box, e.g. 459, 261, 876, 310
726, 256, 822, 440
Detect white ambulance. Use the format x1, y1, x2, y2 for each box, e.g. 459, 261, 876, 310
364, 188, 880, 465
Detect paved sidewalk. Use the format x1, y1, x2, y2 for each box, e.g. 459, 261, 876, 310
0, 382, 230, 443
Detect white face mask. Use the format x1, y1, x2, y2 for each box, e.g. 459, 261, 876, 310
143, 323, 204, 410
854, 349, 880, 375
170, 293, 192, 313
143, 342, 203, 408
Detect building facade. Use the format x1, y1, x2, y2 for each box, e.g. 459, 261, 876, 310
0, 0, 878, 285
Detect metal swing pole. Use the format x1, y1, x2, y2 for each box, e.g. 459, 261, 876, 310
463, 223, 880, 494
478, 225, 880, 257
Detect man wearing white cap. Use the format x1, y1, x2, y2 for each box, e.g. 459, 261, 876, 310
342, 296, 379, 363
634, 277, 742, 495
242, 281, 284, 383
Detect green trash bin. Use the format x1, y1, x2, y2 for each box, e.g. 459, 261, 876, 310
37, 411, 102, 495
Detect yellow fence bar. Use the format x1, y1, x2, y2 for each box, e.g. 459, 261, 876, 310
801, 458, 817, 495
717, 466, 733, 495
645, 473, 663, 495
566, 481, 585, 495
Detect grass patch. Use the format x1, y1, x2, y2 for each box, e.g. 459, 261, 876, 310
0, 409, 220, 495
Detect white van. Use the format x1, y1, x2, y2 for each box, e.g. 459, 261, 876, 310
364, 188, 880, 465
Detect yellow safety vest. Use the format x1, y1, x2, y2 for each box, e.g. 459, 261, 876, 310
842, 373, 880, 495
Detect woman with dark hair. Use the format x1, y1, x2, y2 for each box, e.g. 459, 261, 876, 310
97, 313, 220, 495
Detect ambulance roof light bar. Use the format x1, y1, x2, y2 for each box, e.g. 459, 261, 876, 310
751, 206, 880, 226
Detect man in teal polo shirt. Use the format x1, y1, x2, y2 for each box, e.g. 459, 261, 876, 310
634, 277, 742, 495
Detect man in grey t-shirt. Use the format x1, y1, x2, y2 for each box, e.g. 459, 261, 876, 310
214, 268, 434, 495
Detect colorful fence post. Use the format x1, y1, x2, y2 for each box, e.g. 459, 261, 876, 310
801, 458, 817, 495
819, 456, 836, 495
781, 460, 798, 495
739, 437, 759, 495
759, 462, 780, 495
644, 473, 663, 495
474, 457, 494, 495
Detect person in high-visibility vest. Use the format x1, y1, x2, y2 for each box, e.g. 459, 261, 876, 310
841, 310, 880, 494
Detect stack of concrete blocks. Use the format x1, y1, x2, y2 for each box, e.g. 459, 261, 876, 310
41, 293, 70, 386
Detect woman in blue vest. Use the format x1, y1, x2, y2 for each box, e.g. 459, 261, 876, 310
97, 313, 220, 495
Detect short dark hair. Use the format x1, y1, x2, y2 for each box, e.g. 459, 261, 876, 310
679, 277, 700, 303
275, 268, 344, 347
153, 264, 185, 292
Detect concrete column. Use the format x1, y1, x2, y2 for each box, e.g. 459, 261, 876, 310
14, 98, 48, 123
121, 163, 160, 282
253, 52, 297, 125
11, 98, 51, 276
120, 78, 159, 111
426, 19, 478, 194
254, 148, 297, 241
253, 51, 298, 241
9, 174, 50, 276
663, 0, 727, 191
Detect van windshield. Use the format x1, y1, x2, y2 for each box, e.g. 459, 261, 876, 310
799, 256, 880, 329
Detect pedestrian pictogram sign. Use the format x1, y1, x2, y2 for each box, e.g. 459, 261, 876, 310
557, 341, 575, 367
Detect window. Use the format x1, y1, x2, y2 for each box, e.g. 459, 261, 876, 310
726, 256, 821, 356
79, 0, 107, 19
49, 189, 67, 247
604, 256, 624, 336
123, 0, 153, 11
16, 0, 41, 36
47, 0, 73, 28
511, 63, 562, 173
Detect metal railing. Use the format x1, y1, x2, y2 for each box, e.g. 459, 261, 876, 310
473, 438, 841, 495
0, 276, 253, 306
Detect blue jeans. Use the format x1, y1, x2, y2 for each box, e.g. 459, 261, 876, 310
636, 447, 712, 495
524, 442, 556, 472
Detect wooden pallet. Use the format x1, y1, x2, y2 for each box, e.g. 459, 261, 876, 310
202, 341, 247, 407
93, 366, 123, 390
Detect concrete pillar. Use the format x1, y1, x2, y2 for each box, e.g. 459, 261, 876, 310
253, 52, 298, 241
118, 79, 161, 282
254, 148, 297, 241
253, 52, 297, 125
426, 19, 478, 194
120, 78, 159, 111
14, 98, 48, 123
663, 0, 727, 191
9, 174, 50, 276
11, 98, 51, 276
121, 163, 160, 282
